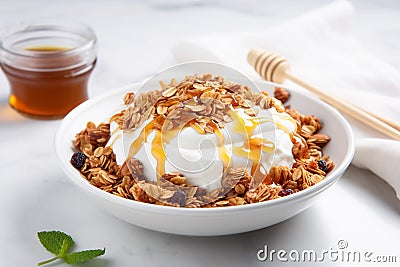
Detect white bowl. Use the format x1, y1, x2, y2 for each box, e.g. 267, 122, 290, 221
55, 80, 354, 236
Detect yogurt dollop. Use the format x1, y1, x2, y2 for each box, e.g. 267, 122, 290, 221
109, 105, 296, 191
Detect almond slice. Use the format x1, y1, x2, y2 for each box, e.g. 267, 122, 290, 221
162, 86, 177, 97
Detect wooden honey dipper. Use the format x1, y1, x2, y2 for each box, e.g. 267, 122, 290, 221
247, 48, 400, 141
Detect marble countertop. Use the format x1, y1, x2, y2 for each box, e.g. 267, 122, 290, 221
1, 1, 399, 266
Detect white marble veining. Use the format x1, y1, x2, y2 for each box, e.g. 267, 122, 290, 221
1, 1, 400, 266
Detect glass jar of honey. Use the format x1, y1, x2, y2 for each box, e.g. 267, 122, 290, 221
0, 21, 97, 119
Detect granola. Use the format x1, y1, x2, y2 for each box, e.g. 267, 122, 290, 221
70, 74, 334, 208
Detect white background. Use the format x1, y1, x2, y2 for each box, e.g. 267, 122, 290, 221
0, 1, 399, 266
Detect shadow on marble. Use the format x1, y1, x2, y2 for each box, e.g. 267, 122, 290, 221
0, 98, 27, 124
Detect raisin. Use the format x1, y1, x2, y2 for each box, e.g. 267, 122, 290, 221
170, 190, 187, 207
71, 152, 87, 170
317, 160, 328, 172
278, 189, 294, 197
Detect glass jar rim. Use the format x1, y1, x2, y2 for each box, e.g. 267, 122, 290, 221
0, 20, 97, 57
0, 20, 97, 71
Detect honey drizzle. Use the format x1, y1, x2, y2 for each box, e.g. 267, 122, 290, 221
210, 121, 231, 172
122, 105, 295, 183
151, 122, 182, 179
274, 112, 297, 139
126, 119, 155, 160
108, 134, 122, 148
275, 110, 297, 125
228, 109, 271, 178
151, 130, 166, 179
228, 108, 297, 180
274, 121, 294, 139
125, 116, 205, 180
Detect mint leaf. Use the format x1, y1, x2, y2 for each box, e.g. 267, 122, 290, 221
37, 231, 105, 266
59, 238, 73, 257
37, 231, 74, 256
64, 249, 106, 264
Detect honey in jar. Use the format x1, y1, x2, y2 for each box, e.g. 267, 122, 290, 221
0, 22, 97, 119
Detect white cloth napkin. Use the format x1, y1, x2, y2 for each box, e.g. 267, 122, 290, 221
171, 0, 400, 198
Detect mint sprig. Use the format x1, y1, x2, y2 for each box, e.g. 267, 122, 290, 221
64, 249, 106, 264
37, 231, 105, 266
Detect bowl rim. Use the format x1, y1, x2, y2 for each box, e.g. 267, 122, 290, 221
55, 81, 355, 216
